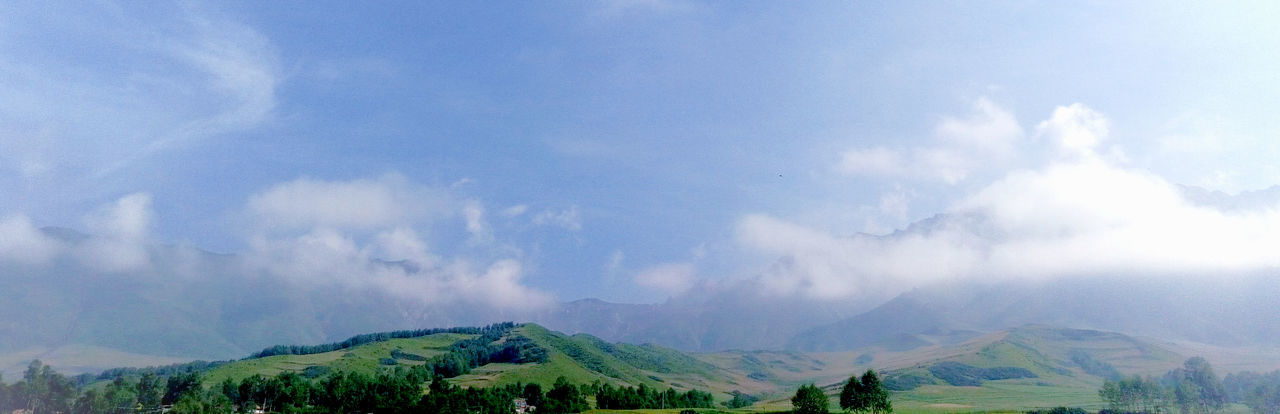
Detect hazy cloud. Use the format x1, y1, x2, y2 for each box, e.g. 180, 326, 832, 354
243, 176, 552, 311
462, 201, 492, 243
635, 262, 697, 295
0, 215, 62, 265
838, 97, 1024, 184
78, 193, 153, 273
247, 175, 450, 233
0, 3, 280, 187
533, 206, 583, 231
746, 103, 1280, 302
500, 204, 529, 218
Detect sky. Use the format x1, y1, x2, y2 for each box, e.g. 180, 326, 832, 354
4, 1, 1280, 307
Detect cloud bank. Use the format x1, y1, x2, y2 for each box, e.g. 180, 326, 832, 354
0, 175, 554, 315
743, 102, 1280, 301
243, 176, 552, 311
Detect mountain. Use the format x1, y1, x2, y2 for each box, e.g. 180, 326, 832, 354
789, 275, 1280, 353
785, 295, 978, 352
533, 289, 862, 352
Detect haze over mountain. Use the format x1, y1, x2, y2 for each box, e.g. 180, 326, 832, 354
4, 2, 1280, 379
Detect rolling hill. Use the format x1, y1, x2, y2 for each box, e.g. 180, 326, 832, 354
65, 322, 1242, 413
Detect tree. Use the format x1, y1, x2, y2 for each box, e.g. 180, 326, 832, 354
860, 370, 893, 414
22, 360, 74, 414
542, 376, 588, 413
136, 371, 163, 411
523, 382, 543, 409
792, 383, 829, 414
104, 376, 138, 414
1100, 375, 1171, 413
164, 371, 204, 405
1171, 357, 1226, 414
840, 374, 864, 412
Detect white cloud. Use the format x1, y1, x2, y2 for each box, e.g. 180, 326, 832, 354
1035, 103, 1110, 158
247, 175, 450, 232
78, 193, 153, 273
245, 227, 552, 310
84, 193, 153, 243
242, 175, 553, 311
837, 97, 1024, 184
375, 227, 434, 265
533, 206, 583, 231
635, 262, 697, 295
462, 201, 492, 243
935, 97, 1023, 157
501, 204, 529, 218
0, 215, 62, 265
838, 147, 904, 177
747, 103, 1280, 302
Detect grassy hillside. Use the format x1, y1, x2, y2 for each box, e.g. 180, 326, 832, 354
68, 323, 1246, 413
451, 324, 752, 398
201, 333, 474, 385
195, 323, 759, 404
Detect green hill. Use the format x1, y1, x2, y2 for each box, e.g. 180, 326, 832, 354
77, 323, 1230, 413
187, 323, 759, 405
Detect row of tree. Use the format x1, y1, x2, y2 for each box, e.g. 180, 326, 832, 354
792, 369, 894, 414
593, 382, 714, 409
1, 357, 739, 414
1098, 357, 1227, 414
1223, 368, 1280, 413
249, 322, 519, 359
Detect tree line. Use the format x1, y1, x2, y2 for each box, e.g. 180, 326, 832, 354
2, 358, 618, 414
1223, 367, 1280, 413
1, 355, 728, 413
593, 382, 714, 409
1098, 357, 1227, 414
250, 322, 518, 359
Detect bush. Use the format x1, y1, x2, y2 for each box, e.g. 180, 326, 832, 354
1027, 408, 1087, 414
884, 373, 936, 391
928, 362, 1036, 387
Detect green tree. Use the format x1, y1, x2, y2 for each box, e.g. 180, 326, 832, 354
136, 371, 163, 411
840, 374, 864, 412
792, 383, 829, 414
104, 376, 138, 414
23, 360, 74, 414
523, 382, 544, 408
860, 370, 892, 414
163, 371, 204, 405
542, 376, 588, 413
1172, 357, 1226, 414
71, 389, 110, 414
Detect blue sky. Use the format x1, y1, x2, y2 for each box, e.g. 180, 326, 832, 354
4, 1, 1280, 305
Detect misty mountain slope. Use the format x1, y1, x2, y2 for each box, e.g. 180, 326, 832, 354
839, 326, 1185, 412
786, 295, 953, 351
533, 287, 863, 352
0, 228, 541, 363
789, 275, 1280, 353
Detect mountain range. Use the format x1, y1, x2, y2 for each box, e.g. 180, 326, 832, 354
4, 187, 1280, 375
